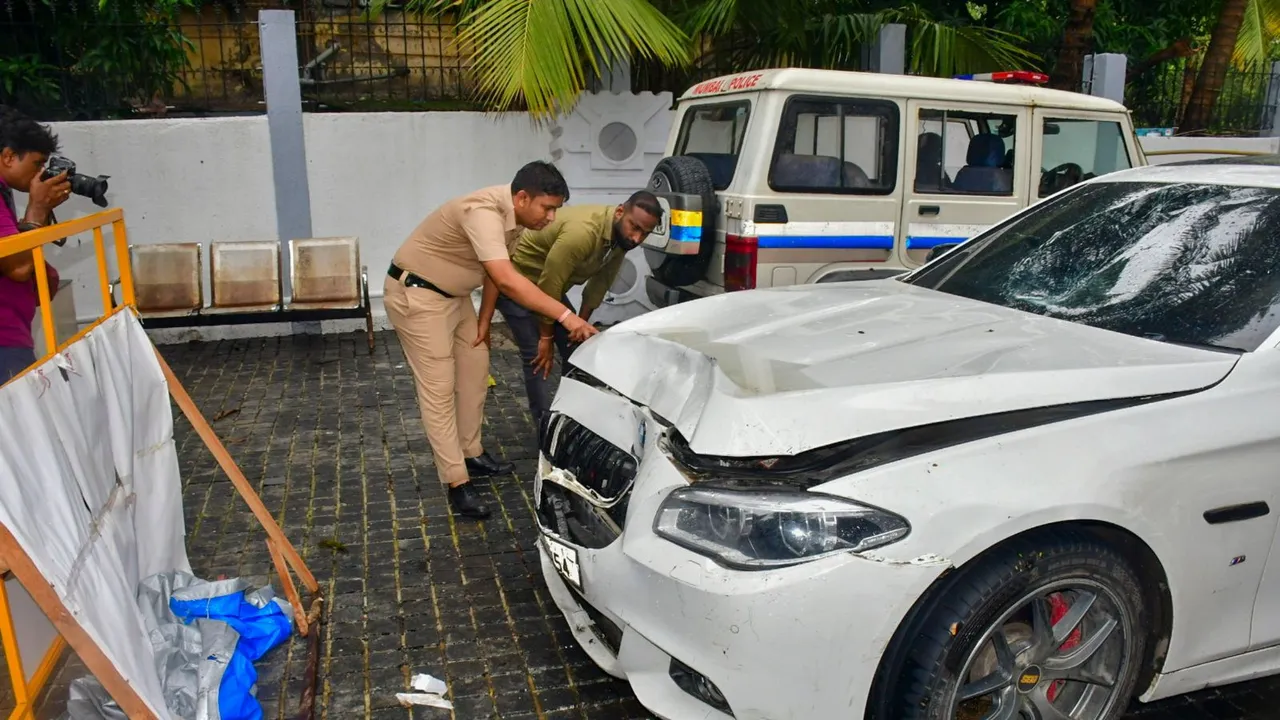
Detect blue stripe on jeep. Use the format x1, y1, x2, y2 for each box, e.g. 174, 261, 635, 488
669, 225, 703, 242
906, 236, 968, 250
755, 235, 894, 250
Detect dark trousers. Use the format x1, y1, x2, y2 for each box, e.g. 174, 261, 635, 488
496, 294, 574, 440
0, 346, 35, 384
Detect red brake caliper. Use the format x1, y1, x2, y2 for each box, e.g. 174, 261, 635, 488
1046, 593, 1083, 702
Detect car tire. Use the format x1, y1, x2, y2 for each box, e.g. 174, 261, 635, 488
886, 529, 1148, 720
646, 156, 717, 288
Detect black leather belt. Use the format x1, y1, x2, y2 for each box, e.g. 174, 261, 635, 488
388, 263, 453, 298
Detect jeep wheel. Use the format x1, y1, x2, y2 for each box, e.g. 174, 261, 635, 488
646, 156, 717, 288
887, 530, 1147, 720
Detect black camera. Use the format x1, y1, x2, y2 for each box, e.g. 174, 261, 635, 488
42, 154, 109, 208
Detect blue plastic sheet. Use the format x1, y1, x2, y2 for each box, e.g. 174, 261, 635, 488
170, 590, 293, 720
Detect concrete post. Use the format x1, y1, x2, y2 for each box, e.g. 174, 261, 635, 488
259, 9, 312, 300
1261, 60, 1280, 137
1084, 53, 1127, 104
863, 24, 906, 75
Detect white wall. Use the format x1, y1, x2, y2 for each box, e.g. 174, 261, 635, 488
31, 112, 551, 340
1139, 136, 1280, 164
305, 112, 553, 293
35, 116, 278, 326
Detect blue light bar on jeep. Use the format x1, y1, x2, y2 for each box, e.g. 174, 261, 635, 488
953, 71, 1049, 85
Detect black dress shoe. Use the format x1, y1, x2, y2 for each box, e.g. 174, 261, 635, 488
465, 451, 514, 477
448, 483, 490, 519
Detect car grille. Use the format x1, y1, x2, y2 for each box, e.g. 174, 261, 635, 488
539, 412, 638, 502
536, 412, 636, 548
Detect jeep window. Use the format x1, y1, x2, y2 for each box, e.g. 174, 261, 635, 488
675, 102, 750, 191
769, 96, 899, 195
906, 181, 1280, 352
914, 109, 1018, 196
1038, 118, 1132, 197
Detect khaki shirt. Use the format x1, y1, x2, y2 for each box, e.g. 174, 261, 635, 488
511, 204, 626, 329
391, 184, 521, 297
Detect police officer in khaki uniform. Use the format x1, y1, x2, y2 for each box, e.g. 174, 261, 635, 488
384, 161, 597, 519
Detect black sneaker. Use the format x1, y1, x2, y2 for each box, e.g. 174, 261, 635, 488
448, 483, 490, 520
465, 451, 515, 477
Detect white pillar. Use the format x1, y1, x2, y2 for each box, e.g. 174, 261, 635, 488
1261, 60, 1280, 137
863, 24, 906, 75
1084, 53, 1127, 104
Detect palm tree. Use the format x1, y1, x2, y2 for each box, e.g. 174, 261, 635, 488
376, 0, 1038, 120
1181, 0, 1280, 134
378, 0, 691, 120
1048, 0, 1098, 90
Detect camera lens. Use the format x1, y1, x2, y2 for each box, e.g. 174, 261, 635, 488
69, 174, 110, 208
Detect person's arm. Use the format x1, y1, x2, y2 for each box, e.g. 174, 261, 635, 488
473, 275, 499, 347
579, 251, 627, 324
481, 259, 596, 342
1, 171, 69, 283
461, 205, 597, 342
0, 192, 29, 282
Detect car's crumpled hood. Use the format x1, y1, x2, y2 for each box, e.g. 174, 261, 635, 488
568, 280, 1239, 457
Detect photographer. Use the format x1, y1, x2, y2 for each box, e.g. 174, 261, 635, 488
0, 106, 70, 382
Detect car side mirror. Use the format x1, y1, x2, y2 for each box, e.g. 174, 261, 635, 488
926, 243, 959, 262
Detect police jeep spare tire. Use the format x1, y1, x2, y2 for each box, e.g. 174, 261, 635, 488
644, 156, 718, 288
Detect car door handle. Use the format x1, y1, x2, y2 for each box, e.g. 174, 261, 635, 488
919, 205, 941, 216
1204, 502, 1271, 525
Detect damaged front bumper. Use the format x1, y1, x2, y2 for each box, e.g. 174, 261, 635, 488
533, 378, 950, 720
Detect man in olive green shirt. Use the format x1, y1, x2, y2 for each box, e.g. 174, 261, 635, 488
489, 190, 662, 436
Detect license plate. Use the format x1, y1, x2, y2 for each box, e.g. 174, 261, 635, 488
544, 535, 583, 591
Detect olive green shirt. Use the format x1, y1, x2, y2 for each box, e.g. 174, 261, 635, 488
511, 204, 626, 329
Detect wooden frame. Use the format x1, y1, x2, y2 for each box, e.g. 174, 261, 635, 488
0, 575, 67, 720
0, 209, 323, 719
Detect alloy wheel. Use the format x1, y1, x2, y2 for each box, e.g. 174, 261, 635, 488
947, 579, 1131, 720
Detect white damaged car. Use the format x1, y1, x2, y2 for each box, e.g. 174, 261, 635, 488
533, 158, 1280, 720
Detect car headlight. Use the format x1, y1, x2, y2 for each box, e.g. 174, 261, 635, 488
653, 486, 910, 569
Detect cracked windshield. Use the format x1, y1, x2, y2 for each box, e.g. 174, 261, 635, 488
906, 181, 1280, 352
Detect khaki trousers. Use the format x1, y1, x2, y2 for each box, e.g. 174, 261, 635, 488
383, 277, 489, 486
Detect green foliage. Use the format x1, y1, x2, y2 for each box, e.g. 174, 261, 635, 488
0, 56, 61, 104
1234, 0, 1280, 67
0, 0, 196, 119
391, 0, 1044, 118
681, 0, 1039, 74
375, 0, 689, 119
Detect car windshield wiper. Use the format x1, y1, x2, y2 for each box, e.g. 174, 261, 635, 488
1140, 333, 1244, 354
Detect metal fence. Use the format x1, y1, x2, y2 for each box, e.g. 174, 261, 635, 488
0, 0, 266, 120
0, 0, 747, 120
630, 33, 750, 102
0, 0, 491, 119
1127, 57, 1276, 135
9, 3, 1278, 134
295, 5, 480, 112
